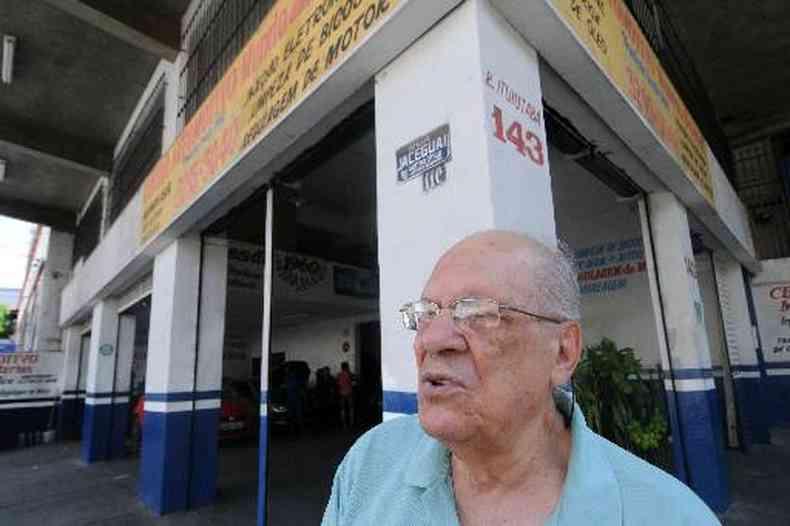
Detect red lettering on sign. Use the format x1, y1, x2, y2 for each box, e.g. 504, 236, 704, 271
491, 105, 544, 167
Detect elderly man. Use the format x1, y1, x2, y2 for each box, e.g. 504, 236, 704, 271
322, 230, 719, 525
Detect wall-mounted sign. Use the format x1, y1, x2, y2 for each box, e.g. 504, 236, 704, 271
575, 237, 646, 296
99, 344, 114, 356
421, 164, 448, 193
0, 352, 62, 402
396, 124, 452, 184
754, 282, 790, 357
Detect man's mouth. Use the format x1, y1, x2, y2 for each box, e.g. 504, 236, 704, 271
420, 372, 465, 393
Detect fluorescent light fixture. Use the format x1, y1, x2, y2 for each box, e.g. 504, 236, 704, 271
2, 35, 16, 84
0, 159, 6, 182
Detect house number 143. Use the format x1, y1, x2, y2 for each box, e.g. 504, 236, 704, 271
491, 105, 545, 166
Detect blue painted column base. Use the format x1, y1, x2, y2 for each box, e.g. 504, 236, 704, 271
674, 388, 731, 512
190, 408, 220, 508
139, 411, 193, 515
81, 403, 113, 463
258, 415, 269, 526
663, 389, 688, 484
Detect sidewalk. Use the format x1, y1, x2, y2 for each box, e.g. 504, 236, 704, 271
0, 429, 787, 525
721, 427, 790, 526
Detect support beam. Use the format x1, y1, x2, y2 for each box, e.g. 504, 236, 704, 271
41, 0, 180, 62
0, 197, 75, 232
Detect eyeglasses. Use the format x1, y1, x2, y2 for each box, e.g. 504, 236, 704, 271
399, 298, 564, 332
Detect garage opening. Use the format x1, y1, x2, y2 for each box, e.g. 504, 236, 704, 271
547, 106, 677, 475
203, 101, 380, 525
122, 297, 150, 457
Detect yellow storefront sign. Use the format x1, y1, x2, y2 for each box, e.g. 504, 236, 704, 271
549, 0, 714, 206
141, 0, 400, 244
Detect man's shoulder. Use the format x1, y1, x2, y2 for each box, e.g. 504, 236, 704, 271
341, 415, 425, 472
593, 434, 720, 524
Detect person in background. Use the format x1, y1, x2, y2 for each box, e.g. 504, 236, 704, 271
337, 361, 354, 430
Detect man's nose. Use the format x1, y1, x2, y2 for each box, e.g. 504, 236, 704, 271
415, 313, 467, 359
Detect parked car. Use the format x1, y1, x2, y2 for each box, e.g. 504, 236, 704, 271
219, 379, 257, 440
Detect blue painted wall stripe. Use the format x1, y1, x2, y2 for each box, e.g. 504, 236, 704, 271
85, 392, 115, 399
144, 390, 222, 402
671, 368, 714, 380
383, 390, 418, 414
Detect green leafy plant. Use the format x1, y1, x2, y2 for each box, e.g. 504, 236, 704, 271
573, 338, 672, 470
0, 305, 9, 339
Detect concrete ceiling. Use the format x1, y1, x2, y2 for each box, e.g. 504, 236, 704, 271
663, 0, 790, 141
0, 0, 190, 230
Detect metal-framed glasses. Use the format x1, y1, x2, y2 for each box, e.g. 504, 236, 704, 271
399, 298, 564, 332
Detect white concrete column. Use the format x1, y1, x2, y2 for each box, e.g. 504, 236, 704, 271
109, 314, 136, 458
190, 238, 229, 508
57, 326, 85, 440
645, 191, 729, 511
140, 235, 201, 514
713, 251, 771, 444
81, 299, 119, 462
696, 253, 737, 449
32, 231, 74, 352
375, 0, 556, 419
257, 186, 274, 526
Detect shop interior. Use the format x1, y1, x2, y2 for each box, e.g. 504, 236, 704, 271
202, 101, 381, 525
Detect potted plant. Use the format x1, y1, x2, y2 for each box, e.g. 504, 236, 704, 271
573, 338, 672, 471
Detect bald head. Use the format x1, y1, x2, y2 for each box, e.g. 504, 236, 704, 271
429, 230, 581, 321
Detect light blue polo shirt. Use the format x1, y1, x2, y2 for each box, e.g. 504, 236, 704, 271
321, 404, 720, 525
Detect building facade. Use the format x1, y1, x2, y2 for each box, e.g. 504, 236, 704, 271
3, 0, 789, 523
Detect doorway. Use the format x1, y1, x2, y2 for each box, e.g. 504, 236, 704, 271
201, 100, 381, 525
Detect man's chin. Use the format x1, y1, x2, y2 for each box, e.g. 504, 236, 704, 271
418, 404, 470, 443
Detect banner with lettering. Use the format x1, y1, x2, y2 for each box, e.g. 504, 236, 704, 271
141, 0, 401, 243
753, 282, 790, 362
0, 352, 63, 403
549, 0, 714, 206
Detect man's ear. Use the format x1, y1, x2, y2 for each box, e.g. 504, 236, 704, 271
551, 321, 582, 388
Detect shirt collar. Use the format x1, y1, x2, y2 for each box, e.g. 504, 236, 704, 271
403, 404, 623, 524
404, 422, 450, 489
